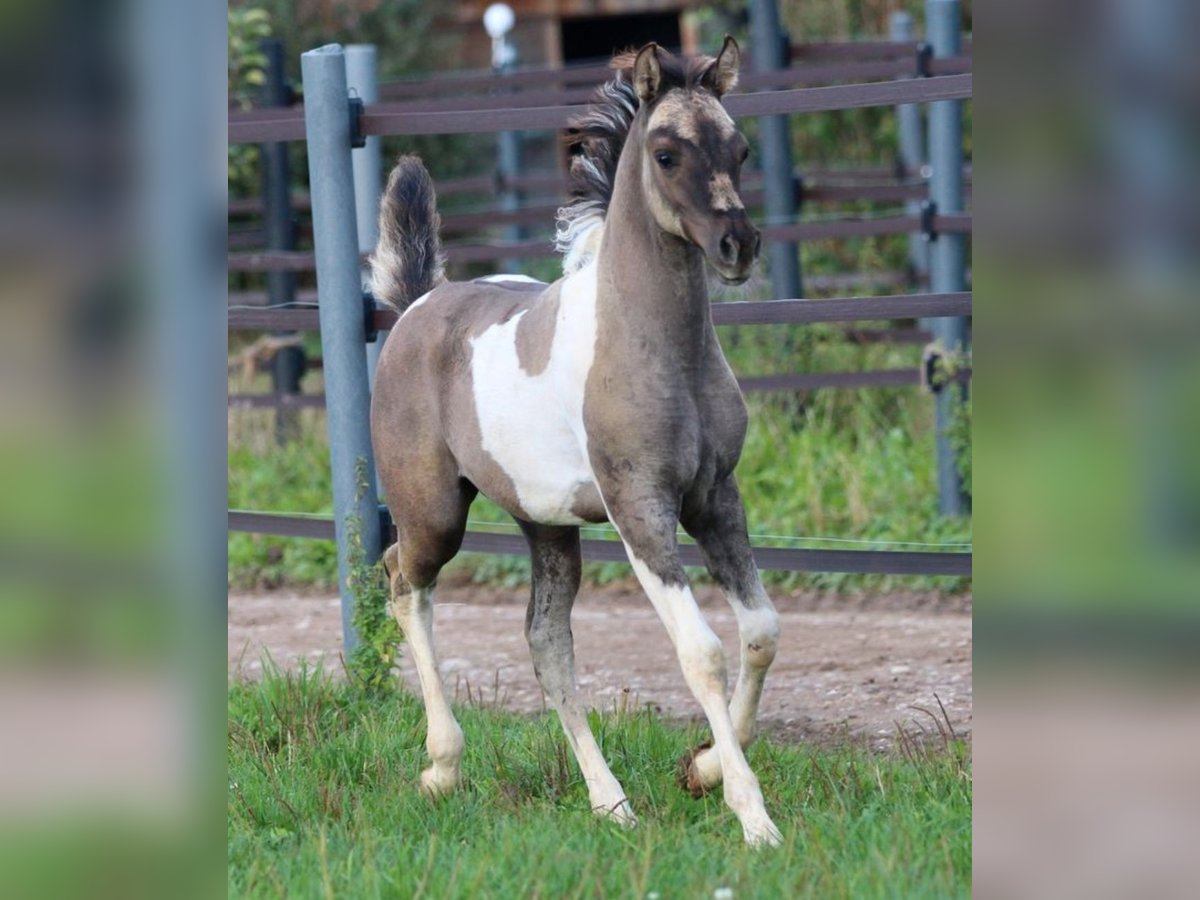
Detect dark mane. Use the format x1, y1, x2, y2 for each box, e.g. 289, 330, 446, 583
555, 47, 718, 270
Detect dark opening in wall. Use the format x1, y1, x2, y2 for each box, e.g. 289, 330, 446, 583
560, 11, 681, 64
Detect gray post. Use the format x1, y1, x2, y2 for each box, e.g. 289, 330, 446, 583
260, 38, 305, 442
889, 12, 930, 286
301, 44, 381, 651
750, 0, 802, 299
345, 44, 384, 392
1107, 0, 1186, 548
926, 0, 969, 515
496, 51, 524, 272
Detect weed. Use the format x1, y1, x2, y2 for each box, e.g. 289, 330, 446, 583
344, 458, 403, 696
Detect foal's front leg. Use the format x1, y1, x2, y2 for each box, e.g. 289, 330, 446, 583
679, 476, 780, 795
520, 522, 636, 826
607, 496, 782, 846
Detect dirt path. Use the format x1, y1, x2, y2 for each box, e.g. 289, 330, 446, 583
229, 580, 971, 748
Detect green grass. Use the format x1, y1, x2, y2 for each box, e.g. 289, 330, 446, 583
228, 320, 971, 594
228, 665, 971, 898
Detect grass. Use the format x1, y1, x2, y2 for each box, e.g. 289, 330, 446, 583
228, 321, 971, 594
228, 664, 972, 898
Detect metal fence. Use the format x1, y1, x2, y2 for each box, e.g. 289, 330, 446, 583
227, 4, 972, 649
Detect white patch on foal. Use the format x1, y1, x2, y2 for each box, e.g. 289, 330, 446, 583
468, 264, 599, 524
709, 173, 741, 212
477, 273, 543, 285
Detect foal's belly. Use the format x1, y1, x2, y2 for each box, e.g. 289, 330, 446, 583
463, 306, 605, 526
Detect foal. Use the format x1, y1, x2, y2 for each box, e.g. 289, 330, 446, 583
370, 38, 782, 846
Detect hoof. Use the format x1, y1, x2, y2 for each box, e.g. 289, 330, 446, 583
676, 740, 716, 798
743, 816, 783, 848
419, 766, 460, 798
595, 798, 638, 828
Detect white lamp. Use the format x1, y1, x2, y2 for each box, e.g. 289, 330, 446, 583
483, 3, 515, 39
483, 3, 516, 70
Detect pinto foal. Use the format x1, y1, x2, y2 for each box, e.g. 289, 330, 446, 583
370, 38, 782, 846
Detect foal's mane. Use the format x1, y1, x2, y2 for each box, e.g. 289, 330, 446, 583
555, 48, 719, 273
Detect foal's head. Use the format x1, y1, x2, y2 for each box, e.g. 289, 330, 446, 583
628, 38, 760, 285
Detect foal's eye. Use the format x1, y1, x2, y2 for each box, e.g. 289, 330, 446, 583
654, 151, 676, 170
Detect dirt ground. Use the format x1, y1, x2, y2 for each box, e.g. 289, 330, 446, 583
228, 578, 971, 749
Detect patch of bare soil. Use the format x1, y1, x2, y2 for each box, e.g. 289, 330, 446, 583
228, 580, 971, 749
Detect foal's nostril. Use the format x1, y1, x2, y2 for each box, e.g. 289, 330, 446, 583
752, 231, 762, 257
719, 233, 737, 263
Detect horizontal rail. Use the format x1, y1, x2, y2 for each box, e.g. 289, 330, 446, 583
789, 37, 971, 62
374, 41, 970, 98
368, 56, 971, 113
369, 41, 970, 100
226, 271, 918, 311
725, 73, 971, 119
706, 293, 971, 326
227, 212, 970, 272
227, 292, 971, 332
227, 511, 971, 576
764, 213, 970, 242
228, 168, 971, 216
229, 393, 326, 410
227, 184, 932, 235
227, 367, 970, 412
379, 61, 613, 99
229, 74, 971, 144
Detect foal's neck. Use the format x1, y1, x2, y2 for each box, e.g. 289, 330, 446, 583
595, 140, 713, 352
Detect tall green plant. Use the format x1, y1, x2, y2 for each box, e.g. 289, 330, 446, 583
345, 459, 402, 695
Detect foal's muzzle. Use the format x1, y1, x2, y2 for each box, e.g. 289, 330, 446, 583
711, 212, 761, 284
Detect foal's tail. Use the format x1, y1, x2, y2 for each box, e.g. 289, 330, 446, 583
369, 155, 445, 312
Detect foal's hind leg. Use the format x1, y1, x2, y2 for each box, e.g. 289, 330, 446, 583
382, 481, 475, 797
678, 476, 780, 795
520, 522, 636, 826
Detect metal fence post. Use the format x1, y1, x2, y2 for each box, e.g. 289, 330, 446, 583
889, 12, 930, 287
491, 25, 523, 273
750, 0, 802, 299
260, 38, 305, 443
345, 44, 384, 392
926, 0, 970, 516
345, 44, 387, 514
301, 44, 381, 652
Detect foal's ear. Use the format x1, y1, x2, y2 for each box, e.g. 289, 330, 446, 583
633, 42, 663, 103
704, 35, 741, 97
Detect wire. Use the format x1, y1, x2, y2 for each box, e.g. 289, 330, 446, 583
229, 509, 970, 551
227, 301, 320, 312
463, 518, 971, 550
